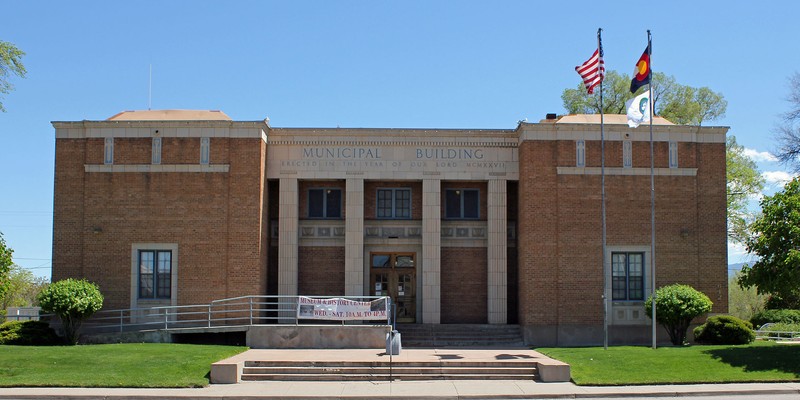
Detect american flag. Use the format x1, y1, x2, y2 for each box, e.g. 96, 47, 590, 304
575, 42, 605, 94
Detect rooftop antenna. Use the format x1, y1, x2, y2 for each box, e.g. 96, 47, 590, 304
148, 64, 152, 110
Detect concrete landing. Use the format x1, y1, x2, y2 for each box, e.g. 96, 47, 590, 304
211, 347, 570, 384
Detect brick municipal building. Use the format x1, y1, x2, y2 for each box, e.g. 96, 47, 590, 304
52, 110, 728, 346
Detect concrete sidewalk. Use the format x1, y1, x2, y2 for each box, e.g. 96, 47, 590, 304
1, 381, 799, 399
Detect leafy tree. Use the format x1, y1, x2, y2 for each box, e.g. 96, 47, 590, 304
561, 70, 726, 125
0, 40, 26, 112
727, 136, 765, 243
1, 265, 49, 311
37, 278, 103, 345
728, 272, 766, 322
645, 284, 713, 345
776, 72, 800, 172
0, 233, 14, 304
740, 178, 800, 308
750, 309, 800, 328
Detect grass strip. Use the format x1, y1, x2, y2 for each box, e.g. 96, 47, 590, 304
0, 343, 246, 388
537, 341, 800, 385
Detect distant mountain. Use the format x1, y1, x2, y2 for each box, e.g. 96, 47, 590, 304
728, 262, 747, 278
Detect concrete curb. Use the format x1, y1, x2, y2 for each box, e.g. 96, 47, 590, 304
1, 382, 799, 399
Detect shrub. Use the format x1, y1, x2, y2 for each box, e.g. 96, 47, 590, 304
0, 320, 62, 345
693, 315, 755, 345
645, 284, 713, 345
750, 309, 800, 328
764, 293, 800, 310
37, 278, 103, 345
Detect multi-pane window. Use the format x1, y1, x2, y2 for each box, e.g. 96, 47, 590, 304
200, 137, 210, 165
576, 140, 586, 167
139, 250, 172, 299
377, 188, 411, 219
104, 137, 114, 165
612, 252, 644, 301
445, 189, 479, 219
308, 188, 342, 218
669, 141, 678, 168
152, 137, 162, 164
623, 140, 632, 168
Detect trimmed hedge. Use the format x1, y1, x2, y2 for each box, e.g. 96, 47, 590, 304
750, 309, 800, 328
694, 315, 755, 345
0, 320, 62, 346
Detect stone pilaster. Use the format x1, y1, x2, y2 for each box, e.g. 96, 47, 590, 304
487, 179, 508, 324
345, 178, 364, 296
422, 178, 441, 324
278, 178, 299, 297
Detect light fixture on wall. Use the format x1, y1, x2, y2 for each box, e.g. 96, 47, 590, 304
92, 227, 103, 234
680, 228, 689, 239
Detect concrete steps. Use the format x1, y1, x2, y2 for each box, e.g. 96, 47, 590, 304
240, 360, 538, 381
397, 324, 524, 347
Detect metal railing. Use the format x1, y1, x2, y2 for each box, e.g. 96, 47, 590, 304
52, 295, 391, 335
755, 323, 800, 341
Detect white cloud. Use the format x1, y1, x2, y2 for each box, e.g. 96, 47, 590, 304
762, 170, 795, 186
743, 148, 778, 162
727, 241, 749, 264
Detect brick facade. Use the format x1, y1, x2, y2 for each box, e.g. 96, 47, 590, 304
52, 111, 728, 345
441, 247, 488, 323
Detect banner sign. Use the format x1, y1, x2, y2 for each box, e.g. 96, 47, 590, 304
296, 297, 388, 321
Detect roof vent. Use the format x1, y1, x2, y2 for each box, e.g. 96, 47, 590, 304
546, 113, 558, 120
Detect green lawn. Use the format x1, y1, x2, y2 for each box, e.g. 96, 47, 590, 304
537, 341, 800, 385
0, 343, 247, 388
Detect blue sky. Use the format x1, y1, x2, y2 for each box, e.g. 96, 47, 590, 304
1, 1, 797, 279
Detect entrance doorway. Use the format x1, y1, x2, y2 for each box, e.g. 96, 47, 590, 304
369, 252, 416, 323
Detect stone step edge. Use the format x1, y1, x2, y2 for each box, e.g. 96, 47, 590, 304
243, 367, 538, 374
240, 374, 537, 381
245, 362, 538, 367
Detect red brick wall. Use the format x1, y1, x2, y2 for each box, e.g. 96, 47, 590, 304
694, 142, 728, 312
114, 138, 151, 164
517, 141, 560, 327
441, 247, 487, 323
517, 136, 727, 334
53, 139, 88, 281
298, 246, 345, 296
52, 134, 267, 309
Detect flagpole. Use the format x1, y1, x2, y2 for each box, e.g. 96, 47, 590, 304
598, 27, 608, 351
647, 30, 657, 350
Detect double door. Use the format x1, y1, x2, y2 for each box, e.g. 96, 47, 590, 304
369, 252, 416, 323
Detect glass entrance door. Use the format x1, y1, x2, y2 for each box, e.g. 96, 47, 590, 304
370, 253, 416, 323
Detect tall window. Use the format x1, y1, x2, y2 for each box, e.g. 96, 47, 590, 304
308, 188, 342, 218
612, 252, 644, 301
200, 137, 210, 165
152, 137, 162, 165
669, 141, 678, 168
139, 250, 172, 299
377, 188, 411, 219
623, 140, 632, 168
104, 137, 114, 165
576, 140, 586, 167
445, 188, 479, 219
